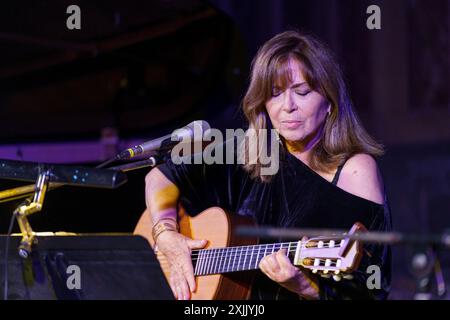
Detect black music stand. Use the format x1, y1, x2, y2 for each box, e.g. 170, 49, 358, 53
0, 234, 174, 300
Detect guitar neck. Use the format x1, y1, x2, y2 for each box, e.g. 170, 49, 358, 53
192, 241, 299, 276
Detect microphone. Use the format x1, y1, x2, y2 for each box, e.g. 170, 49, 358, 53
117, 120, 210, 160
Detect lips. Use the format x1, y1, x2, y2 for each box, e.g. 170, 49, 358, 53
281, 120, 303, 129
282, 120, 302, 123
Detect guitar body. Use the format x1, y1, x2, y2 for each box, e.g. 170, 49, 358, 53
135, 207, 257, 300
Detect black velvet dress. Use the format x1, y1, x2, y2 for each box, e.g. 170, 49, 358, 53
157, 141, 392, 300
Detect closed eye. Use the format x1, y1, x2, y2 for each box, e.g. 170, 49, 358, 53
271, 88, 282, 97
295, 90, 311, 96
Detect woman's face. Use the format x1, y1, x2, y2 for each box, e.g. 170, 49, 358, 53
265, 58, 330, 148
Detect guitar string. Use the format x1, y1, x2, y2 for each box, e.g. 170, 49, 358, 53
156, 258, 333, 267
156, 257, 332, 265
156, 255, 335, 264
155, 243, 343, 260
154, 242, 345, 272
187, 242, 343, 258
158, 246, 342, 275
156, 248, 340, 264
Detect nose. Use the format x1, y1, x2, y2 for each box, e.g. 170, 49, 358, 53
282, 91, 298, 113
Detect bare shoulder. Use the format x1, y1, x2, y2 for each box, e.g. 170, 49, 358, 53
337, 153, 385, 205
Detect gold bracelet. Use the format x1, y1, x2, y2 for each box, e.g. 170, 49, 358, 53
152, 219, 179, 243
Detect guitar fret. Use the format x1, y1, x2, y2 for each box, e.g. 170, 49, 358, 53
206, 250, 210, 275
226, 248, 233, 272
196, 250, 201, 275
226, 248, 230, 272
216, 248, 224, 273
249, 246, 254, 271
254, 245, 260, 269
218, 249, 223, 274
241, 246, 250, 270
233, 247, 241, 271
206, 249, 212, 275
201, 249, 207, 275
231, 247, 236, 272
240, 247, 244, 271
241, 246, 249, 270
194, 250, 199, 275
259, 244, 264, 266
212, 248, 218, 274
282, 243, 286, 252
219, 249, 225, 273
214, 249, 221, 273
216, 248, 222, 274
246, 246, 250, 270
237, 247, 241, 272
202, 249, 208, 275
197, 250, 203, 275
236, 246, 242, 271
200, 249, 206, 275
223, 249, 228, 273
202, 250, 207, 275
233, 247, 237, 272
216, 249, 221, 273
199, 250, 205, 275
242, 246, 248, 271
215, 248, 221, 274
218, 248, 225, 274
211, 248, 217, 275
231, 246, 237, 272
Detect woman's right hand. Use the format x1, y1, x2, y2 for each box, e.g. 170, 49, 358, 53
155, 230, 207, 300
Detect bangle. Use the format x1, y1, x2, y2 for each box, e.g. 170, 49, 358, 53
152, 219, 179, 243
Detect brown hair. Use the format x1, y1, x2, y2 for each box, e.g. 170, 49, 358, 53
241, 30, 384, 181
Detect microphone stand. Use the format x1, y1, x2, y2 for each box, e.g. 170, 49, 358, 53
0, 181, 63, 204
13, 170, 50, 258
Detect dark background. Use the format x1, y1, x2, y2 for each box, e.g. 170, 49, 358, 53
1, 0, 449, 299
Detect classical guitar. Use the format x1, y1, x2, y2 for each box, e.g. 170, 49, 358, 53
136, 206, 365, 300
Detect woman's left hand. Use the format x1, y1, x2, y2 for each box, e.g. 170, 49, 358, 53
259, 249, 319, 299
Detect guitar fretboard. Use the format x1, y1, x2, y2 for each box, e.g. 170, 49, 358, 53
192, 242, 299, 276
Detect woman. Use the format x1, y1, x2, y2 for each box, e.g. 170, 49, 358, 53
135, 30, 391, 300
